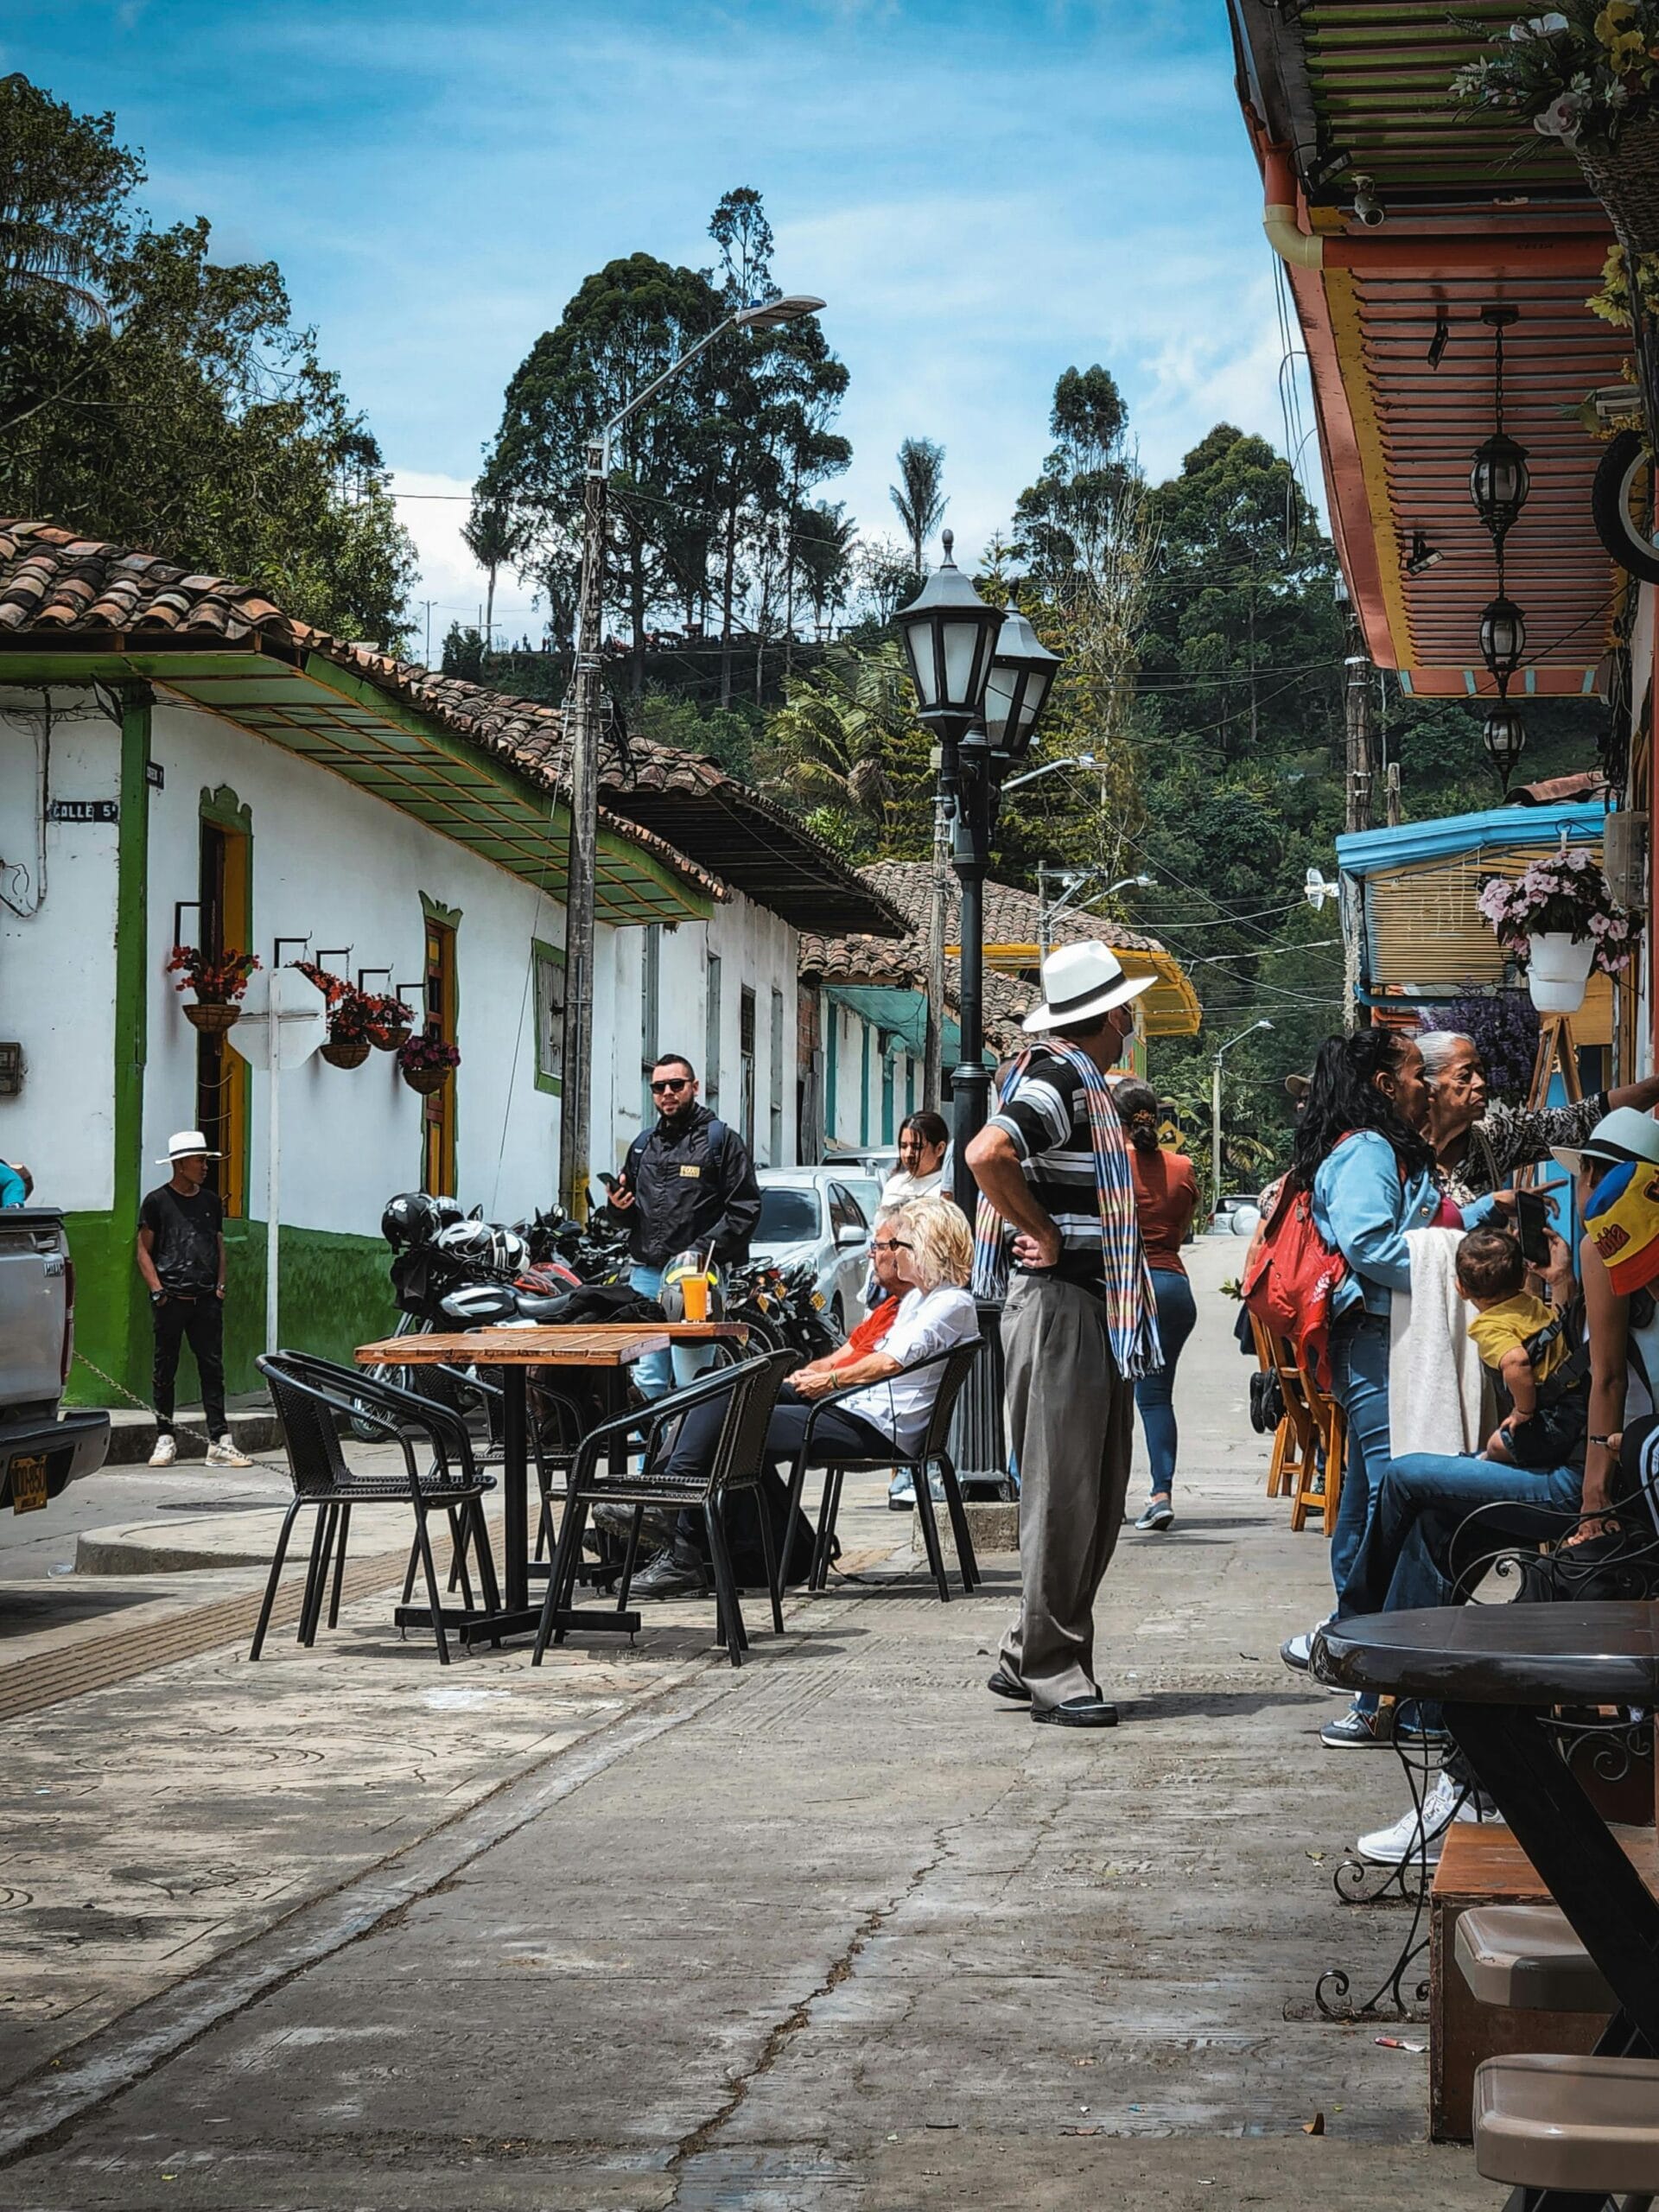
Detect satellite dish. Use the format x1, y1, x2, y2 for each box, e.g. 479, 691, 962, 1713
1305, 866, 1339, 912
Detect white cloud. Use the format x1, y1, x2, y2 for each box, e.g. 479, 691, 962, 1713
389, 472, 547, 663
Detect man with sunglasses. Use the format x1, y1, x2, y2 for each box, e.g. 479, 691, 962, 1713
612, 1052, 761, 1400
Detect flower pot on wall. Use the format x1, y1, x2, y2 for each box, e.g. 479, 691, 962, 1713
1526, 931, 1595, 1014
183, 1001, 241, 1036
320, 1038, 371, 1070
401, 1065, 450, 1096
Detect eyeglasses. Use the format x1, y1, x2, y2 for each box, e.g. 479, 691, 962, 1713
873, 1237, 912, 1252
650, 1077, 691, 1094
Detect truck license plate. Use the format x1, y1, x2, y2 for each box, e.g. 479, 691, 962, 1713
10, 1454, 48, 1514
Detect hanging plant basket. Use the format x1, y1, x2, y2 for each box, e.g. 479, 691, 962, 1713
1526, 931, 1597, 1014
401, 1064, 451, 1096
1577, 111, 1659, 258
183, 1001, 241, 1037
320, 1037, 371, 1070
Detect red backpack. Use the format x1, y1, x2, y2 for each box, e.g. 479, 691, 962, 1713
1241, 1134, 1383, 1390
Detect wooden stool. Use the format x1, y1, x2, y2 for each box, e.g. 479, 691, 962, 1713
1290, 1351, 1344, 1537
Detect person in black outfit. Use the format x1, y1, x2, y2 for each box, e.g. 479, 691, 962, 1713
137, 1130, 249, 1468
610, 1052, 761, 1401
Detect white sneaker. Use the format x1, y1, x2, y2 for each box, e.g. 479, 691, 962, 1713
206, 1436, 251, 1469
1357, 1771, 1483, 1867
148, 1433, 177, 1468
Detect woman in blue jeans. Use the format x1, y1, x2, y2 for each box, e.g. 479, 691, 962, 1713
1275, 1030, 1502, 1747
1118, 1083, 1199, 1531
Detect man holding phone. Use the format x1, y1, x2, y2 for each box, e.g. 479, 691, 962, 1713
610, 1052, 761, 1400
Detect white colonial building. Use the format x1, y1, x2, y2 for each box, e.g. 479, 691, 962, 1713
0, 522, 900, 1406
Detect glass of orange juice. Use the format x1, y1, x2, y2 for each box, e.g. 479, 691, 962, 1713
682, 1270, 709, 1323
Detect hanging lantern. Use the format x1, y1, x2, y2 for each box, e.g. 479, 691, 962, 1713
1470, 305, 1529, 546
894, 530, 1005, 738
1478, 594, 1527, 687
1483, 700, 1528, 791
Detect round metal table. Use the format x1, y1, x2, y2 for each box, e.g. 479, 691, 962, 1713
1314, 1604, 1659, 2053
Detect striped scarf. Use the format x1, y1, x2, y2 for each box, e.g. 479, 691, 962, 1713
971, 1043, 1164, 1380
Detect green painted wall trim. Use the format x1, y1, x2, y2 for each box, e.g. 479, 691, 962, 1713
823, 992, 837, 1142
859, 1024, 871, 1147
200, 781, 251, 836
64, 1216, 391, 1407
420, 889, 463, 929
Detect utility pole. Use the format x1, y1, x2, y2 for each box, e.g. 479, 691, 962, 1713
923, 791, 948, 1112
422, 600, 435, 669
1344, 620, 1374, 835
557, 438, 607, 1223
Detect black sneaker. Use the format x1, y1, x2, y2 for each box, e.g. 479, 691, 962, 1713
628, 1544, 710, 1599
1135, 1497, 1174, 1532
987, 1668, 1031, 1703
1320, 1702, 1393, 1749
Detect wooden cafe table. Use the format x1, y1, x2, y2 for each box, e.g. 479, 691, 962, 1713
1315, 1602, 1659, 2052
352, 1321, 747, 1647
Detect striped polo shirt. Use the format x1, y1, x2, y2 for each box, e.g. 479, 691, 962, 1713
987, 1051, 1113, 1290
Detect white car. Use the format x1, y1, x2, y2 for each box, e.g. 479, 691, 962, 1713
751, 1170, 874, 1336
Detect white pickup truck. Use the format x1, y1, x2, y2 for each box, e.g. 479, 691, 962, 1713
0, 1208, 109, 1516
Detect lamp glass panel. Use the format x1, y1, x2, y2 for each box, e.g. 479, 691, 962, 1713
899, 623, 939, 710
941, 615, 987, 709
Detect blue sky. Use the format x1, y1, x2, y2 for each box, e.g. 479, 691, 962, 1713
3, 1, 1299, 646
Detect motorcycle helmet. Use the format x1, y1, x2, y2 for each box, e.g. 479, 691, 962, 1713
428, 1193, 464, 1234
382, 1192, 438, 1250
435, 1217, 496, 1267
487, 1226, 530, 1277
439, 1281, 519, 1327
659, 1248, 722, 1322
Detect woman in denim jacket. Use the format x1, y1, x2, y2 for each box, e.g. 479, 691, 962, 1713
1280, 1029, 1502, 1747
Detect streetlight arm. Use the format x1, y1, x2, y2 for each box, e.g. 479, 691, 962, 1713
1213, 1017, 1272, 1064
594, 314, 741, 469
1001, 752, 1097, 794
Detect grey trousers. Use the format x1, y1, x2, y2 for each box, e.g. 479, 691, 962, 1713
998, 1274, 1135, 1709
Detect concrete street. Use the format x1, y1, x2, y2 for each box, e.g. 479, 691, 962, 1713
0, 1240, 1487, 2209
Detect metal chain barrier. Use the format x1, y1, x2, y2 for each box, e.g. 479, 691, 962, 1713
71, 1347, 298, 1481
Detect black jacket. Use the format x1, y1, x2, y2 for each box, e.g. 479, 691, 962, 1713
625, 1103, 761, 1268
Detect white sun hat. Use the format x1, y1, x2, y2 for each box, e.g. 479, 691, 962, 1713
1021, 941, 1155, 1035
156, 1128, 220, 1164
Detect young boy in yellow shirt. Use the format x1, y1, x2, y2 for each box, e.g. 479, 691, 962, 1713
1455, 1224, 1579, 1466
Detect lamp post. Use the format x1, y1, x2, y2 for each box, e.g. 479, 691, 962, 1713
896, 542, 1059, 1212
1211, 1018, 1271, 1217
557, 293, 825, 1220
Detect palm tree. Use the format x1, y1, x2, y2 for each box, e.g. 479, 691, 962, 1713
765, 640, 910, 830
889, 437, 947, 577
791, 499, 856, 641
462, 498, 525, 652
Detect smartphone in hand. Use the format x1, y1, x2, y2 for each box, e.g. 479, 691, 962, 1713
1516, 1188, 1550, 1268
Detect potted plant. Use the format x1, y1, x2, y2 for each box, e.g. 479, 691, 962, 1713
397, 1030, 461, 1096
1477, 846, 1634, 1011
1452, 8, 1659, 255
293, 962, 378, 1069
364, 992, 415, 1051
167, 944, 261, 1034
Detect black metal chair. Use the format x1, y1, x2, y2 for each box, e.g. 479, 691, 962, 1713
783, 1340, 982, 1603
254, 1351, 499, 1666
532, 1348, 799, 1670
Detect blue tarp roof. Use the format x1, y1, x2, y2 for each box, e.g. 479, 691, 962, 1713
1337, 799, 1605, 880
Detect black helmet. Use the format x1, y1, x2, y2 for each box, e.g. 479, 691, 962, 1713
429, 1193, 463, 1233
382, 1192, 439, 1249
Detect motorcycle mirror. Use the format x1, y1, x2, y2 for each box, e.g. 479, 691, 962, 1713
468, 1204, 483, 1221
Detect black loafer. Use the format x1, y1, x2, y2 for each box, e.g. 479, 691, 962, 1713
987, 1668, 1031, 1703
1033, 1695, 1118, 1728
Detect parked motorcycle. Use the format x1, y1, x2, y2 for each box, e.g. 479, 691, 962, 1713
725, 1255, 842, 1362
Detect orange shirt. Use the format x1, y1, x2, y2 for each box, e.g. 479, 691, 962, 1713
1130, 1147, 1198, 1274
831, 1294, 903, 1365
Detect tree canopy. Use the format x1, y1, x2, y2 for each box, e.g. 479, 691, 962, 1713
0, 73, 415, 645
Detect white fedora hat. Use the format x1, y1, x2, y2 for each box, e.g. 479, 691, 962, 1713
1550, 1105, 1659, 1178
1021, 941, 1154, 1035
156, 1128, 221, 1164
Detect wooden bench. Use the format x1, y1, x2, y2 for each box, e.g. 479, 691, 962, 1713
1428, 1822, 1659, 2142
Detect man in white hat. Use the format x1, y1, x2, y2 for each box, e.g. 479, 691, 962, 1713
966, 941, 1160, 1727
137, 1132, 249, 1469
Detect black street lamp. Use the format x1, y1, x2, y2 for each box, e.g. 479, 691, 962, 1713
1470, 305, 1530, 548
1483, 700, 1528, 794
897, 541, 1061, 1211
1478, 594, 1527, 688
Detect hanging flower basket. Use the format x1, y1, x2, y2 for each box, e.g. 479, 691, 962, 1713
1577, 106, 1659, 255
397, 1031, 460, 1095
320, 1037, 372, 1070
293, 963, 382, 1069
168, 944, 260, 1034
1478, 846, 1633, 1013
364, 994, 415, 1051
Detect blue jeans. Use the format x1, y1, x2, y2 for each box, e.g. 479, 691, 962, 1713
627, 1265, 721, 1402
1134, 1268, 1198, 1497
1347, 1451, 1585, 1618
1328, 1308, 1394, 1717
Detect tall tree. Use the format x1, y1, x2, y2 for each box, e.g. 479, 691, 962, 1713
0, 76, 414, 644
890, 436, 947, 576
477, 253, 724, 699
461, 496, 525, 654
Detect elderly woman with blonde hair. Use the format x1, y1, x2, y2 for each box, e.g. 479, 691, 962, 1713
628, 1192, 980, 1597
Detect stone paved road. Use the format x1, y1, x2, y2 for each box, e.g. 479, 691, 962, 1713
0, 1241, 1488, 2209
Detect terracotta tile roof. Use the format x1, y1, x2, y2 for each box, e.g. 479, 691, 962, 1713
0, 520, 900, 933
